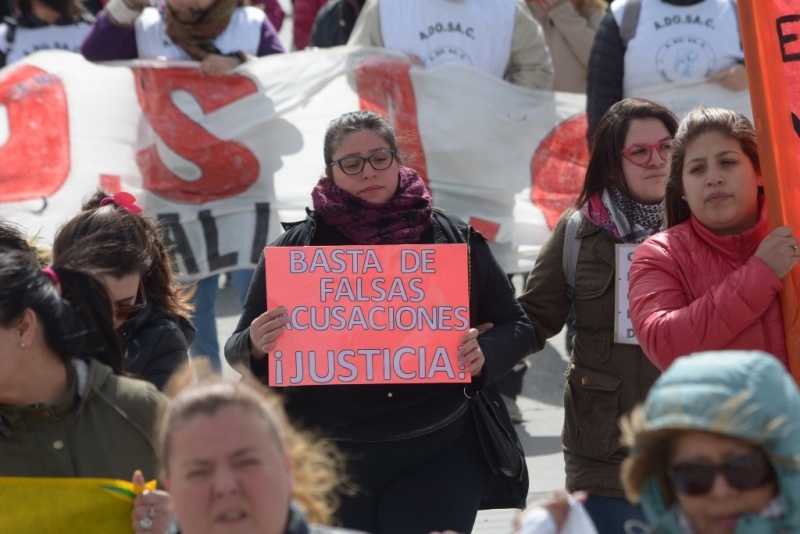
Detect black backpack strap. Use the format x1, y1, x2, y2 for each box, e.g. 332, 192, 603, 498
3, 15, 15, 47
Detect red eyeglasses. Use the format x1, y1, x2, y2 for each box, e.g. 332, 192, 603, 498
113, 281, 147, 323
619, 139, 674, 168
668, 452, 776, 496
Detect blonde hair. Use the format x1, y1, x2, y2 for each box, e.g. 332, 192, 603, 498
159, 361, 346, 524
620, 406, 679, 504
575, 0, 607, 18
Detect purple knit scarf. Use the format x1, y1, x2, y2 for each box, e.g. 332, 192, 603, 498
311, 166, 433, 245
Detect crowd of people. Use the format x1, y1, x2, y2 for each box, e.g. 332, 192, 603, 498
2, 1, 800, 533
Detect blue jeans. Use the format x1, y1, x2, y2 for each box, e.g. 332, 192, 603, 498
189, 269, 253, 371
583, 494, 646, 534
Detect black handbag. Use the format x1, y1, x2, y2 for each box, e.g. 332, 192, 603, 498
469, 389, 525, 479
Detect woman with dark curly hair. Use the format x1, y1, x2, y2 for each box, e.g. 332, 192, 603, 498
53, 190, 195, 390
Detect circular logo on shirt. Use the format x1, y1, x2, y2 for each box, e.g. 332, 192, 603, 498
655, 36, 716, 83
424, 46, 472, 68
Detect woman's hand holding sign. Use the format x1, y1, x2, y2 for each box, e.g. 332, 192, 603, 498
249, 306, 289, 359
458, 323, 493, 377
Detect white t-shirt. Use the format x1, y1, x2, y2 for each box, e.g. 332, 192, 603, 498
612, 0, 743, 93
378, 0, 516, 79
0, 22, 92, 65
134, 6, 264, 59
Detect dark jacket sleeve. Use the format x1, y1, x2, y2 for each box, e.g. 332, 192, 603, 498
517, 210, 573, 353
138, 322, 190, 390
123, 309, 193, 391
586, 9, 624, 143
224, 249, 268, 377
257, 17, 286, 56
470, 233, 536, 390
310, 1, 343, 48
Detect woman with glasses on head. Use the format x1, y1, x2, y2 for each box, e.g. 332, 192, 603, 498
52, 190, 195, 391
621, 350, 800, 533
225, 110, 535, 533
629, 107, 795, 371
517, 98, 678, 533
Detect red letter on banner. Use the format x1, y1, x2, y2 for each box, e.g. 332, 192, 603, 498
355, 57, 428, 185
0, 66, 70, 202
530, 114, 590, 229
132, 68, 259, 204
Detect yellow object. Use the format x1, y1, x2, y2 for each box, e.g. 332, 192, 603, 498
0, 477, 157, 533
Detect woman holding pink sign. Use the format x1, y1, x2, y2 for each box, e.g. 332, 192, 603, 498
225, 110, 535, 534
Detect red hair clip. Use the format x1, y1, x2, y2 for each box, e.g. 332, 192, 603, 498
42, 267, 60, 286
99, 192, 143, 214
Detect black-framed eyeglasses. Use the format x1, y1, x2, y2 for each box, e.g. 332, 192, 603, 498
619, 139, 674, 168
668, 452, 776, 496
114, 281, 147, 323
328, 150, 396, 176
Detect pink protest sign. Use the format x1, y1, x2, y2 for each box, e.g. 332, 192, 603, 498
265, 244, 470, 386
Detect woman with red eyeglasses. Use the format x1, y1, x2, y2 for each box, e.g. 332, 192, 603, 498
621, 350, 800, 533
629, 107, 795, 372
52, 189, 195, 391
517, 98, 678, 532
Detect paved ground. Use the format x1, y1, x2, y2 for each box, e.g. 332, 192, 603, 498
213, 281, 568, 533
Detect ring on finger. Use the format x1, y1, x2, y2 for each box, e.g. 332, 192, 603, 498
148, 506, 156, 518
139, 517, 153, 530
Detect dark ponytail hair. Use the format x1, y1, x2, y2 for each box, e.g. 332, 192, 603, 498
0, 249, 123, 372
53, 190, 193, 322
0, 220, 33, 254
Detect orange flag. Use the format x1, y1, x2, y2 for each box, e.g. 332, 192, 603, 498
739, 0, 800, 382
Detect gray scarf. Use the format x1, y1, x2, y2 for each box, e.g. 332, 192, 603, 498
603, 187, 664, 244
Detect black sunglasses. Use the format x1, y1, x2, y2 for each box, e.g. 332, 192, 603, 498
669, 452, 776, 496
114, 281, 147, 323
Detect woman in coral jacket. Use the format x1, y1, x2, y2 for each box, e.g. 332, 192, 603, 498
629, 107, 797, 371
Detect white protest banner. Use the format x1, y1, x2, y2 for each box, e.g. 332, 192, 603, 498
630, 79, 754, 121
0, 48, 753, 276
265, 244, 470, 386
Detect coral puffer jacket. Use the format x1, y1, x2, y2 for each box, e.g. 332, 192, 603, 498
629, 204, 788, 371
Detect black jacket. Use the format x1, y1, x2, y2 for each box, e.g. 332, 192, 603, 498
309, 0, 365, 48
586, 0, 711, 142
118, 299, 195, 391
225, 208, 534, 509
286, 501, 364, 534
